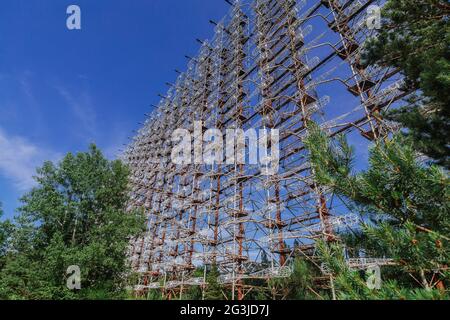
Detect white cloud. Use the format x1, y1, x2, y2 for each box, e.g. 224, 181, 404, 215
0, 128, 60, 191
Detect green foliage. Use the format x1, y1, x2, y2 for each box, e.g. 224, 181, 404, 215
180, 267, 204, 300
146, 289, 163, 300
0, 204, 7, 255
305, 123, 449, 298
0, 145, 146, 300
363, 0, 450, 167
261, 250, 270, 269
0, 203, 5, 252
0, 203, 12, 272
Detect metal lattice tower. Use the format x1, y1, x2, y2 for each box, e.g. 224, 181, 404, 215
125, 0, 409, 300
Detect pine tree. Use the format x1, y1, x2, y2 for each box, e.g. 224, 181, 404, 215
363, 0, 450, 167
317, 240, 448, 300
261, 250, 270, 268
304, 122, 449, 298
293, 239, 300, 250
0, 145, 146, 300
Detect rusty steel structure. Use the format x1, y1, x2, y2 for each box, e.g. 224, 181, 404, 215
125, 0, 408, 300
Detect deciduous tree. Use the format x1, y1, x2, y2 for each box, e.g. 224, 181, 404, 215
0, 145, 145, 299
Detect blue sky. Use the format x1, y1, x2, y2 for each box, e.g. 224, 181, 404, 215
0, 0, 229, 219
